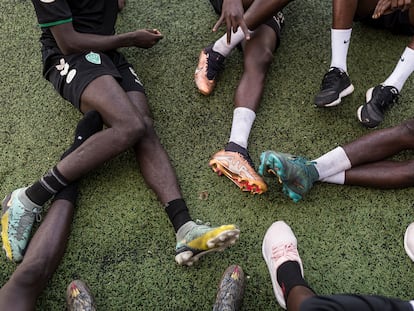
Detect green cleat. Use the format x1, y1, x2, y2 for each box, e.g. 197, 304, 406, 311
259, 151, 319, 202
1, 187, 42, 262
175, 224, 240, 266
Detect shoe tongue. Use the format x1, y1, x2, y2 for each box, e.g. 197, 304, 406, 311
225, 142, 255, 167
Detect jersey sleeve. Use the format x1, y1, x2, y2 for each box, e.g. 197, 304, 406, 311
31, 0, 73, 28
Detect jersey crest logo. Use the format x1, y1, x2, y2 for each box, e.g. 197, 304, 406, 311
85, 52, 101, 65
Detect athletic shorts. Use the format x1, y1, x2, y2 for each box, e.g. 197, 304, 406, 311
355, 9, 414, 36
208, 0, 284, 49
300, 295, 412, 311
44, 50, 145, 110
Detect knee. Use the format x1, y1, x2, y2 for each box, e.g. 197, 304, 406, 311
247, 48, 274, 72
113, 114, 155, 149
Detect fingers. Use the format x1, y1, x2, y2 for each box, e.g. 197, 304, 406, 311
213, 16, 224, 32
373, 0, 413, 18
373, 0, 390, 18
239, 22, 250, 41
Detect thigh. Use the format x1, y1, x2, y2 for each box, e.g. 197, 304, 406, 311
80, 75, 144, 128
46, 51, 122, 110
242, 11, 283, 56
242, 24, 278, 59
209, 0, 255, 14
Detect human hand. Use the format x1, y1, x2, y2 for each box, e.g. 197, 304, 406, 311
118, 0, 126, 12
373, 0, 413, 19
212, 0, 250, 44
130, 29, 163, 49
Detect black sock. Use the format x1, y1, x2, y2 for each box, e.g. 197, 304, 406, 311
277, 261, 313, 301
225, 142, 255, 167
26, 111, 103, 206
165, 199, 192, 232
61, 110, 103, 158
26, 166, 68, 206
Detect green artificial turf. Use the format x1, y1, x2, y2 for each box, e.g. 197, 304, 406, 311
1, 0, 414, 310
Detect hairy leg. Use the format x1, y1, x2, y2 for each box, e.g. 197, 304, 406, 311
0, 199, 74, 311
343, 118, 414, 165
57, 75, 146, 181
343, 119, 414, 187
236, 24, 277, 111
126, 91, 182, 205
345, 160, 414, 187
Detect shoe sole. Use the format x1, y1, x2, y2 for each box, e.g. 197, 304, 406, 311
404, 225, 414, 262
209, 161, 266, 194
317, 84, 354, 107
213, 265, 245, 311
1, 193, 13, 261
194, 50, 215, 96
175, 228, 240, 266
267, 165, 302, 203
356, 87, 379, 128
262, 242, 286, 309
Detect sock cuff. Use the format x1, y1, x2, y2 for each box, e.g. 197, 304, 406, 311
52, 182, 79, 206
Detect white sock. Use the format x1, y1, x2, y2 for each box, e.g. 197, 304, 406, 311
409, 300, 414, 310
319, 171, 346, 184
313, 147, 351, 180
330, 28, 352, 73
382, 47, 414, 92
212, 28, 251, 57
229, 107, 256, 149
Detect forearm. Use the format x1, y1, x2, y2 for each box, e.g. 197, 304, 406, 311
54, 30, 136, 55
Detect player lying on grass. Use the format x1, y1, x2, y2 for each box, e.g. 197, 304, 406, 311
1, 0, 239, 267
258, 118, 414, 202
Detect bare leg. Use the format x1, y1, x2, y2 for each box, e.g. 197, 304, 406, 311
0, 111, 101, 309
341, 119, 414, 186
236, 24, 277, 112
0, 199, 74, 311
244, 0, 292, 30
126, 91, 183, 205
57, 75, 148, 181
343, 119, 414, 165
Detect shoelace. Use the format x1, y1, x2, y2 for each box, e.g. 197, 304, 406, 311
271, 243, 299, 261
321, 69, 342, 89
206, 51, 225, 80
375, 86, 400, 112
32, 207, 42, 222
288, 156, 317, 182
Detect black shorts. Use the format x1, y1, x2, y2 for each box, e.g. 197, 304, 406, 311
209, 0, 284, 49
300, 295, 412, 311
45, 50, 145, 110
355, 10, 414, 36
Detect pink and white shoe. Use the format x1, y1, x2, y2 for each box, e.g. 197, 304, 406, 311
262, 221, 304, 309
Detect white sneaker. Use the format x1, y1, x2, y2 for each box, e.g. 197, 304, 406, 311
404, 222, 414, 262
262, 221, 304, 310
